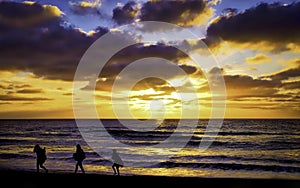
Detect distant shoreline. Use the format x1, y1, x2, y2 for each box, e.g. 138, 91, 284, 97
1, 169, 300, 188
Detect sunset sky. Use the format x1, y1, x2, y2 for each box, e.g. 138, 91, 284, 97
0, 0, 299, 119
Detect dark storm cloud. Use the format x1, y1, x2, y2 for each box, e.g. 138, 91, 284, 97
112, 1, 138, 25
81, 43, 197, 91
1, 1, 199, 83
221, 74, 281, 100
0, 1, 61, 27
200, 66, 299, 101
111, 0, 212, 26
179, 64, 197, 75
0, 1, 108, 81
224, 75, 280, 89
206, 2, 300, 50
281, 81, 300, 90
140, 0, 212, 26
99, 43, 190, 78
262, 65, 300, 82
259, 62, 300, 92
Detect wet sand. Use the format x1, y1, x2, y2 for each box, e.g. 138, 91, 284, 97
1, 169, 300, 188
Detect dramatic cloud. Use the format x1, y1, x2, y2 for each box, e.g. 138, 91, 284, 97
202, 67, 279, 98
0, 83, 32, 90
281, 81, 300, 90
179, 64, 198, 75
0, 1, 62, 27
1, 1, 299, 118
201, 66, 299, 102
140, 0, 214, 27
225, 75, 278, 89
206, 2, 300, 52
245, 53, 271, 64
0, 1, 108, 81
15, 89, 44, 94
131, 78, 172, 92
262, 62, 300, 82
0, 95, 52, 101
82, 43, 197, 91
0, 82, 45, 95
99, 43, 190, 79
62, 92, 73, 96
0, 1, 205, 83
112, 1, 138, 25
69, 0, 101, 15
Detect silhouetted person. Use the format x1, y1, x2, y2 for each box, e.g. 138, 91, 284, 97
112, 149, 123, 176
73, 144, 86, 174
33, 144, 48, 173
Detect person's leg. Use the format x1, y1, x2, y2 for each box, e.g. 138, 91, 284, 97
40, 163, 48, 173
112, 164, 117, 175
36, 161, 39, 173
116, 165, 120, 176
79, 162, 85, 174
75, 162, 79, 173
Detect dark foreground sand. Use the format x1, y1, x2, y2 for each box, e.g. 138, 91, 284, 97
1, 170, 300, 188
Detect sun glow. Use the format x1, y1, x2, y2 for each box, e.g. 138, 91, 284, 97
168, 78, 186, 87
1, 1, 299, 119
149, 100, 165, 111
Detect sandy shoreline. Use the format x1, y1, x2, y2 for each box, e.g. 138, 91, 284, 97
1, 169, 300, 188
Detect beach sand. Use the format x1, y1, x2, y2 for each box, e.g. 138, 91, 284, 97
1, 169, 300, 188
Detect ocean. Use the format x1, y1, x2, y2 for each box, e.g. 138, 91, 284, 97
0, 119, 300, 179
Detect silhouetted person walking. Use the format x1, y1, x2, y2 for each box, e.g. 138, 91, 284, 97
112, 149, 123, 176
33, 144, 48, 173
73, 144, 86, 174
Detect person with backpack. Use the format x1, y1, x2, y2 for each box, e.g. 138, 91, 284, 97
33, 144, 48, 173
73, 144, 86, 174
111, 149, 123, 176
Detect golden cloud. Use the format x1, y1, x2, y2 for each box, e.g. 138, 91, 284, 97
245, 53, 271, 64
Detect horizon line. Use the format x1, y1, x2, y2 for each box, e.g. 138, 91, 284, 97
1, 118, 299, 120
